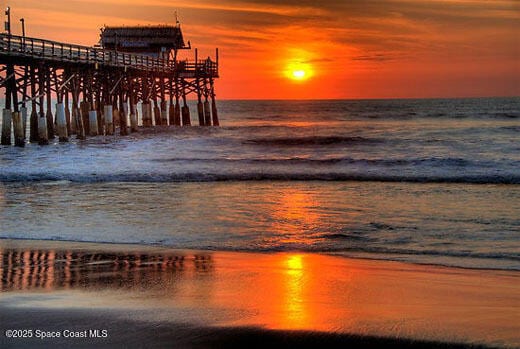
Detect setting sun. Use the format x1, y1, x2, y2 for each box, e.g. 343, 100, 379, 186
285, 61, 313, 82
292, 70, 306, 80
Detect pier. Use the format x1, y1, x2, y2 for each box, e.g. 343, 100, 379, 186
0, 10, 220, 147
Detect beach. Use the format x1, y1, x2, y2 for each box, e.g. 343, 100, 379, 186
1, 98, 519, 348
1, 239, 518, 348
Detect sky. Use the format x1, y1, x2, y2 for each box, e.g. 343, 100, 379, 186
2, 0, 519, 99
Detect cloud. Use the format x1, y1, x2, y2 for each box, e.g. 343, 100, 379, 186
5, 0, 518, 97
351, 54, 395, 62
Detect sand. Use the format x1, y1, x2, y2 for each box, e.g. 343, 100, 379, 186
0, 239, 518, 348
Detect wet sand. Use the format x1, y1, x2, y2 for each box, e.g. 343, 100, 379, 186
0, 239, 518, 348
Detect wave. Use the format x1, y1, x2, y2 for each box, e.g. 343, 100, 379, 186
243, 136, 382, 146
318, 233, 374, 242
490, 112, 520, 119
332, 246, 520, 263
151, 156, 481, 167
499, 125, 520, 132
1, 172, 519, 184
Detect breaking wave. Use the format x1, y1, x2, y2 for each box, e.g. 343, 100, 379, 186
1, 172, 519, 184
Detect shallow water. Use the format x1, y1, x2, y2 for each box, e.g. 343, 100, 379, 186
0, 97, 519, 270
0, 181, 519, 270
1, 242, 519, 347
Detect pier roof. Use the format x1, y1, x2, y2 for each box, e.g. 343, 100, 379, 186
100, 26, 189, 54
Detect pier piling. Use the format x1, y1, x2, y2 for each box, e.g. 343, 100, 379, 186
161, 101, 168, 126
119, 93, 128, 136
80, 101, 90, 136
182, 106, 190, 126
45, 73, 55, 139
104, 105, 114, 135
12, 111, 24, 147
65, 92, 73, 135
30, 107, 38, 142
181, 86, 191, 126
130, 103, 138, 132
29, 67, 38, 143
1, 109, 12, 145
96, 101, 104, 136
197, 101, 204, 126
210, 79, 219, 126
20, 106, 27, 139
73, 90, 85, 140
168, 103, 175, 126
89, 110, 99, 136
56, 103, 68, 142
174, 99, 181, 126
153, 102, 161, 126
38, 113, 48, 145
73, 106, 85, 140
204, 100, 211, 126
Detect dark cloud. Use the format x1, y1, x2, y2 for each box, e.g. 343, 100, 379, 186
351, 54, 395, 62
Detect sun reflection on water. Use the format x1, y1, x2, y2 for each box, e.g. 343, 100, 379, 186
271, 190, 321, 246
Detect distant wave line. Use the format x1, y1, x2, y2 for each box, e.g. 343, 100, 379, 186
1, 172, 519, 184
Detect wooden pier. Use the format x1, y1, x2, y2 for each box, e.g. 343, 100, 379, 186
0, 19, 220, 147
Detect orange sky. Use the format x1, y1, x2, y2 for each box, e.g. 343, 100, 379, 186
2, 0, 519, 99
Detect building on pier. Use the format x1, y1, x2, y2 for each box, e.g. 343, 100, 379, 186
100, 25, 190, 59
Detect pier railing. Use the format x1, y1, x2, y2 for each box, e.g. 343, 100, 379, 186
0, 33, 218, 77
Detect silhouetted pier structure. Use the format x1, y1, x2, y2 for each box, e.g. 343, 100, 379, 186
0, 13, 220, 147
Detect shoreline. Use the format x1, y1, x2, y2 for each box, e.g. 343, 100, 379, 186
1, 237, 517, 273
1, 238, 519, 348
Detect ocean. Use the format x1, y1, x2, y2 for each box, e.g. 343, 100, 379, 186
1, 97, 519, 270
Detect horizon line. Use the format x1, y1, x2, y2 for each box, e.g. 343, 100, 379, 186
217, 95, 519, 102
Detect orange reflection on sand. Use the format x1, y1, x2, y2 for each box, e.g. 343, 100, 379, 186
211, 252, 356, 331
285, 255, 306, 328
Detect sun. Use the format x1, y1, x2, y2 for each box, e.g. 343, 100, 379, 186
292, 70, 306, 79
285, 61, 313, 82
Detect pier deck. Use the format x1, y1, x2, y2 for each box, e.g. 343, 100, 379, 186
0, 33, 218, 78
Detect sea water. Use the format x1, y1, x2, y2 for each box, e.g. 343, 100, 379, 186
0, 97, 519, 270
